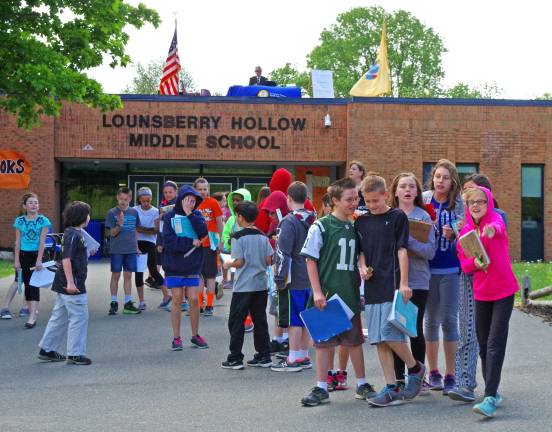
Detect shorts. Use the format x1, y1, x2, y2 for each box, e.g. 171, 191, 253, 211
313, 313, 364, 348
110, 253, 137, 273
165, 275, 200, 288
201, 248, 218, 279
365, 301, 408, 345
277, 287, 310, 328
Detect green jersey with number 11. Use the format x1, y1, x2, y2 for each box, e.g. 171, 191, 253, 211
300, 214, 360, 313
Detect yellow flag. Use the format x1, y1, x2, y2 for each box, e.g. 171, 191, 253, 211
350, 22, 391, 97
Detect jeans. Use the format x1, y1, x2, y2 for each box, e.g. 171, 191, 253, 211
424, 273, 460, 342
455, 273, 479, 389
39, 293, 89, 356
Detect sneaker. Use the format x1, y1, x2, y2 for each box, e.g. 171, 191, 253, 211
275, 349, 289, 360
495, 393, 503, 407
1, 308, 12, 319
301, 387, 329, 407
367, 386, 405, 407
191, 334, 209, 349
327, 372, 338, 392
158, 296, 172, 310
420, 380, 432, 396
221, 359, 244, 370
215, 282, 224, 300
67, 355, 92, 365
172, 337, 183, 351
38, 349, 66, 362
19, 307, 30, 317
443, 374, 455, 395
270, 358, 303, 372
244, 316, 254, 333
180, 301, 189, 312
404, 362, 426, 400
123, 301, 141, 315
204, 306, 214, 316
108, 301, 118, 315
270, 339, 284, 354
448, 387, 476, 403
428, 370, 443, 390
299, 357, 313, 369
138, 302, 147, 311
247, 356, 272, 368
335, 370, 348, 391
355, 383, 378, 400
144, 276, 155, 286
222, 280, 233, 290
473, 396, 497, 418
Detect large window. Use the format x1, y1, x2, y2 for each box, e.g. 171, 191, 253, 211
521, 165, 544, 261
423, 162, 478, 188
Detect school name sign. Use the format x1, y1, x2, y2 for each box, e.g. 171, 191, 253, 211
101, 114, 307, 150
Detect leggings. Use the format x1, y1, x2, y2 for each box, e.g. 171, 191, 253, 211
424, 273, 460, 342
475, 294, 514, 398
135, 241, 164, 287
455, 273, 479, 389
19, 251, 40, 302
394, 289, 428, 381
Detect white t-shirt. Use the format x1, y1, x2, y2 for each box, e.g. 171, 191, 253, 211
134, 205, 159, 243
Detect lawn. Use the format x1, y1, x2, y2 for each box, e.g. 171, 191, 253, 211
512, 262, 552, 302
0, 259, 13, 279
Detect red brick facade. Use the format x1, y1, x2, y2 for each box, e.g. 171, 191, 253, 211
1, 97, 551, 260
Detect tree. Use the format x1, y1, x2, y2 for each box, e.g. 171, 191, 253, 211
124, 58, 196, 94
0, 1, 160, 128
536, 93, 552, 100
305, 7, 446, 97
269, 63, 310, 93
443, 82, 503, 99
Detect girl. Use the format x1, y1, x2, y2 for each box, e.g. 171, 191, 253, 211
390, 173, 436, 388
422, 159, 464, 394
12, 193, 51, 328
256, 186, 271, 206
348, 160, 367, 213
448, 173, 507, 403
457, 186, 518, 418
319, 193, 332, 217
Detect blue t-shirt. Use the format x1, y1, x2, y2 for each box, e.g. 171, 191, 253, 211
13, 214, 51, 252
105, 207, 141, 254
429, 197, 460, 274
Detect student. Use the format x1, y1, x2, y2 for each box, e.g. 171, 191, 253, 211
256, 186, 271, 206
449, 174, 507, 403
422, 159, 464, 394
355, 174, 426, 407
105, 187, 141, 315
3, 193, 51, 327
349, 160, 368, 213
38, 201, 93, 365
271, 182, 315, 372
457, 186, 518, 418
134, 187, 163, 311
318, 193, 332, 217
212, 192, 230, 223
221, 201, 273, 370
162, 185, 209, 350
389, 173, 436, 390
300, 178, 375, 407
194, 178, 224, 316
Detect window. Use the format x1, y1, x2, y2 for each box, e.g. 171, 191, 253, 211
422, 162, 478, 188
521, 165, 544, 261
243, 182, 268, 203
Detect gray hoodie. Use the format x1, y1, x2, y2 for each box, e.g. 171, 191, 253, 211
406, 206, 437, 290
274, 209, 316, 290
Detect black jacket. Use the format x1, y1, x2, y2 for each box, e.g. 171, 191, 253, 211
249, 75, 268, 86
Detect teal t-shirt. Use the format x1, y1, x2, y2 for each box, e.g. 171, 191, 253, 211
13, 214, 51, 251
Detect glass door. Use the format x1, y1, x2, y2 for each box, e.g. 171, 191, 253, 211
521, 165, 544, 261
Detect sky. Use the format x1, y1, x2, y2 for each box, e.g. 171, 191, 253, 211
88, 0, 552, 99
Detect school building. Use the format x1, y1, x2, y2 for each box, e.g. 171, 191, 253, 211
1, 95, 550, 261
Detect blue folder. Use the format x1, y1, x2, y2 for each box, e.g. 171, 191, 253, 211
388, 290, 419, 337
170, 215, 198, 239
300, 297, 353, 343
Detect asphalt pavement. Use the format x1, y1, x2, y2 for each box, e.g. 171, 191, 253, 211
0, 261, 550, 432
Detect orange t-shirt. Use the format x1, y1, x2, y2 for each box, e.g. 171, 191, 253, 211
198, 197, 223, 248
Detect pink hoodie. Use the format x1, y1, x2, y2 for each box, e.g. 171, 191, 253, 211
457, 186, 519, 301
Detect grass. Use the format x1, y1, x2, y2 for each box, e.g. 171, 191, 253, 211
512, 262, 552, 302
0, 259, 13, 279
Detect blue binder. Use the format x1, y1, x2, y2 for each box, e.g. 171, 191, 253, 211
388, 290, 418, 337
300, 297, 353, 343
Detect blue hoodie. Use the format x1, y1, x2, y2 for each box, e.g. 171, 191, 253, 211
162, 186, 208, 277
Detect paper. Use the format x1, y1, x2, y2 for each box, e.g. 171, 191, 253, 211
137, 254, 148, 272
30, 261, 58, 288
219, 253, 235, 273
81, 229, 100, 257
171, 215, 198, 239
388, 290, 418, 337
267, 266, 275, 294
311, 70, 335, 98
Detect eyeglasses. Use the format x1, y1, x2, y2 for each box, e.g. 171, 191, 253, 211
467, 199, 487, 207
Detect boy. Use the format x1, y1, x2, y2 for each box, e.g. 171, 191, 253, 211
271, 182, 315, 372
38, 201, 93, 365
193, 178, 224, 316
162, 185, 209, 350
300, 178, 376, 406
355, 174, 426, 407
221, 201, 273, 370
105, 187, 141, 315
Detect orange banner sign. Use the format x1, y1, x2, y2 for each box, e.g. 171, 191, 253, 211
0, 151, 32, 189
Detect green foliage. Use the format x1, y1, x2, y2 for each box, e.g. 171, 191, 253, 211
124, 58, 196, 94
269, 63, 310, 93
0, 260, 12, 279
443, 81, 503, 99
0, 0, 160, 128
513, 262, 552, 302
305, 7, 446, 97
536, 92, 552, 100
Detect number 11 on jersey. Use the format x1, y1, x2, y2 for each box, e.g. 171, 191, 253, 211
336, 237, 355, 271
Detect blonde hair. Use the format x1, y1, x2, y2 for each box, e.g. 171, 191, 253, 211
427, 159, 461, 211
463, 187, 486, 204
360, 174, 387, 194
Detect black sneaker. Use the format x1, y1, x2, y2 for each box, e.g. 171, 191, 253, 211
123, 301, 141, 315
67, 355, 92, 365
275, 349, 289, 360
108, 301, 118, 315
38, 349, 66, 362
270, 339, 284, 354
246, 356, 273, 368
355, 383, 378, 400
301, 387, 330, 407
221, 359, 244, 370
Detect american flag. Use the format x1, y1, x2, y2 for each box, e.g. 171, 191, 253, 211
159, 28, 181, 95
